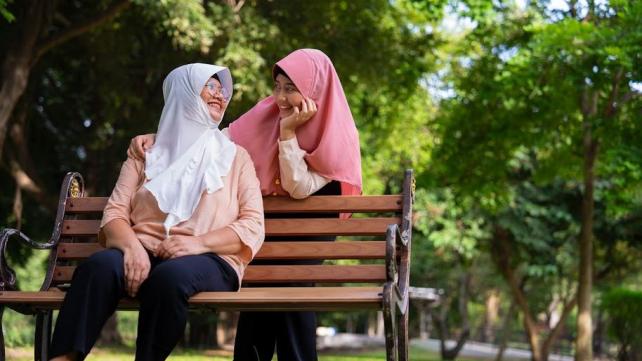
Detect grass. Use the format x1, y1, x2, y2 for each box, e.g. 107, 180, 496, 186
7, 346, 452, 361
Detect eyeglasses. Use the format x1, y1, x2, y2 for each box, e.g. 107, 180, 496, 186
204, 82, 231, 101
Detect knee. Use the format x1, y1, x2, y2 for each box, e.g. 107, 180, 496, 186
139, 267, 190, 303
77, 249, 123, 281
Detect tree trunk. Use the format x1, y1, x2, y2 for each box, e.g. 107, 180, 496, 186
483, 289, 500, 343
0, 0, 49, 159
491, 226, 543, 361
0, 0, 130, 159
216, 311, 238, 347
97, 314, 122, 345
187, 312, 219, 348
576, 89, 598, 361
494, 301, 516, 361
436, 271, 471, 361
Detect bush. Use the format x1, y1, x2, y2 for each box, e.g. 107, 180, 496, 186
601, 288, 642, 361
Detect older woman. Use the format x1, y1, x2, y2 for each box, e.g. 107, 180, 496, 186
129, 49, 362, 361
49, 63, 264, 361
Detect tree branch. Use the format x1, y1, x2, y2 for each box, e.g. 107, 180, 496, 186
31, 0, 131, 66
542, 294, 577, 355
7, 154, 56, 209
603, 67, 623, 118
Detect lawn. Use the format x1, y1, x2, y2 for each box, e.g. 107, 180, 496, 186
6, 346, 458, 361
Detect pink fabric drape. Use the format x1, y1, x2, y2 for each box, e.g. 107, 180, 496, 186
229, 49, 362, 197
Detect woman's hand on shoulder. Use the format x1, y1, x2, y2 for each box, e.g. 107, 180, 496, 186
156, 235, 208, 259
279, 97, 317, 140
127, 133, 156, 161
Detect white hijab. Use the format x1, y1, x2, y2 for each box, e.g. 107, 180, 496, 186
144, 63, 237, 234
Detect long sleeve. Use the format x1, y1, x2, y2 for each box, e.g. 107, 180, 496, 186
225, 149, 265, 258
101, 157, 145, 228
278, 136, 331, 199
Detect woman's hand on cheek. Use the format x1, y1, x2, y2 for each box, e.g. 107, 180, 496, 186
280, 97, 317, 134
157, 235, 208, 259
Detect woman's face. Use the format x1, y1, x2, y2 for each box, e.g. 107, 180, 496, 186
200, 77, 228, 123
273, 73, 304, 118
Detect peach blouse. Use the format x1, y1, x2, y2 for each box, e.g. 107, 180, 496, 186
100, 145, 264, 288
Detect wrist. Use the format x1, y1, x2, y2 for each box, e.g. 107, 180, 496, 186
195, 234, 209, 252
279, 127, 296, 141
121, 239, 143, 253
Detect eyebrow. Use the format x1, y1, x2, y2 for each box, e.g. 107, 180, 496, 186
275, 78, 295, 86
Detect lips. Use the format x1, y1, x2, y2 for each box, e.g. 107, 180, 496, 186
208, 100, 222, 110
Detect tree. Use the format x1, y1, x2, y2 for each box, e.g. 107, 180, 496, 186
1, 0, 447, 348
430, 1, 642, 360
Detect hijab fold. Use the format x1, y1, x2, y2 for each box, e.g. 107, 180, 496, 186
144, 63, 236, 234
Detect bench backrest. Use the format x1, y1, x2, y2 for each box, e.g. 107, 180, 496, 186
42, 171, 413, 291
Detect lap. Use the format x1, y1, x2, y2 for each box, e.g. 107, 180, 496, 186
144, 253, 237, 293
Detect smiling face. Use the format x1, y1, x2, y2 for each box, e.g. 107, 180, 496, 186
273, 73, 304, 119
200, 77, 228, 124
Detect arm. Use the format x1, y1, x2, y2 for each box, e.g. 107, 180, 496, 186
276, 97, 329, 198
223, 149, 265, 258
278, 136, 331, 199
99, 157, 150, 297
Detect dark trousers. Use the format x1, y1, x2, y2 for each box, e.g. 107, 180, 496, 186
50, 248, 237, 361
234, 181, 340, 361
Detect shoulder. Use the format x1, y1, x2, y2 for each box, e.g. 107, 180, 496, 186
233, 145, 252, 164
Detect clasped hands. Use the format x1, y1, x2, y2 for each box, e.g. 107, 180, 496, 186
124, 235, 206, 298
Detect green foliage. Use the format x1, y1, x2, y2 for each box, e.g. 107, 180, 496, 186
430, 0, 642, 207
601, 288, 642, 361
2, 250, 48, 347
0, 0, 13, 22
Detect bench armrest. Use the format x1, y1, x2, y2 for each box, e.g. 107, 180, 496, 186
0, 228, 56, 292
384, 224, 409, 314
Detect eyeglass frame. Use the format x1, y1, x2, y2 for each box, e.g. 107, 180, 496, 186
204, 81, 231, 101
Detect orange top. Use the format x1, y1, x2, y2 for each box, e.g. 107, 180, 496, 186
100, 146, 264, 288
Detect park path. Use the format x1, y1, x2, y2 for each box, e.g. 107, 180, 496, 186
411, 339, 573, 361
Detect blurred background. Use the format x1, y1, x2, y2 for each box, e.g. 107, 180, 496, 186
1, 0, 641, 360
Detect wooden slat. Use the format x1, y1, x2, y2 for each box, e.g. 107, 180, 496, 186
255, 241, 385, 259
265, 218, 399, 236
52, 265, 386, 284
62, 218, 400, 237
262, 196, 401, 213
0, 287, 383, 311
65, 197, 108, 213
56, 241, 386, 260
65, 195, 402, 214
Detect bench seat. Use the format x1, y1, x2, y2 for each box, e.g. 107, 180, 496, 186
0, 170, 415, 361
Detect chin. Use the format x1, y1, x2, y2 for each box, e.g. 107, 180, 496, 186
209, 112, 222, 123
279, 110, 293, 118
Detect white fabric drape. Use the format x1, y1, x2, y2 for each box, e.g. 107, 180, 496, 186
144, 63, 237, 234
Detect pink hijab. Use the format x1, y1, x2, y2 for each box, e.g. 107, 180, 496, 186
229, 49, 362, 197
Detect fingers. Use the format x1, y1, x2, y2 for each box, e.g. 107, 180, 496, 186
135, 137, 146, 159
130, 264, 149, 297
298, 98, 317, 122
142, 136, 153, 151
300, 98, 308, 113
124, 249, 150, 297
157, 237, 178, 259
127, 140, 135, 159
308, 98, 317, 112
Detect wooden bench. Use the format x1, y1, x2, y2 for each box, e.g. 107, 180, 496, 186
0, 170, 414, 361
